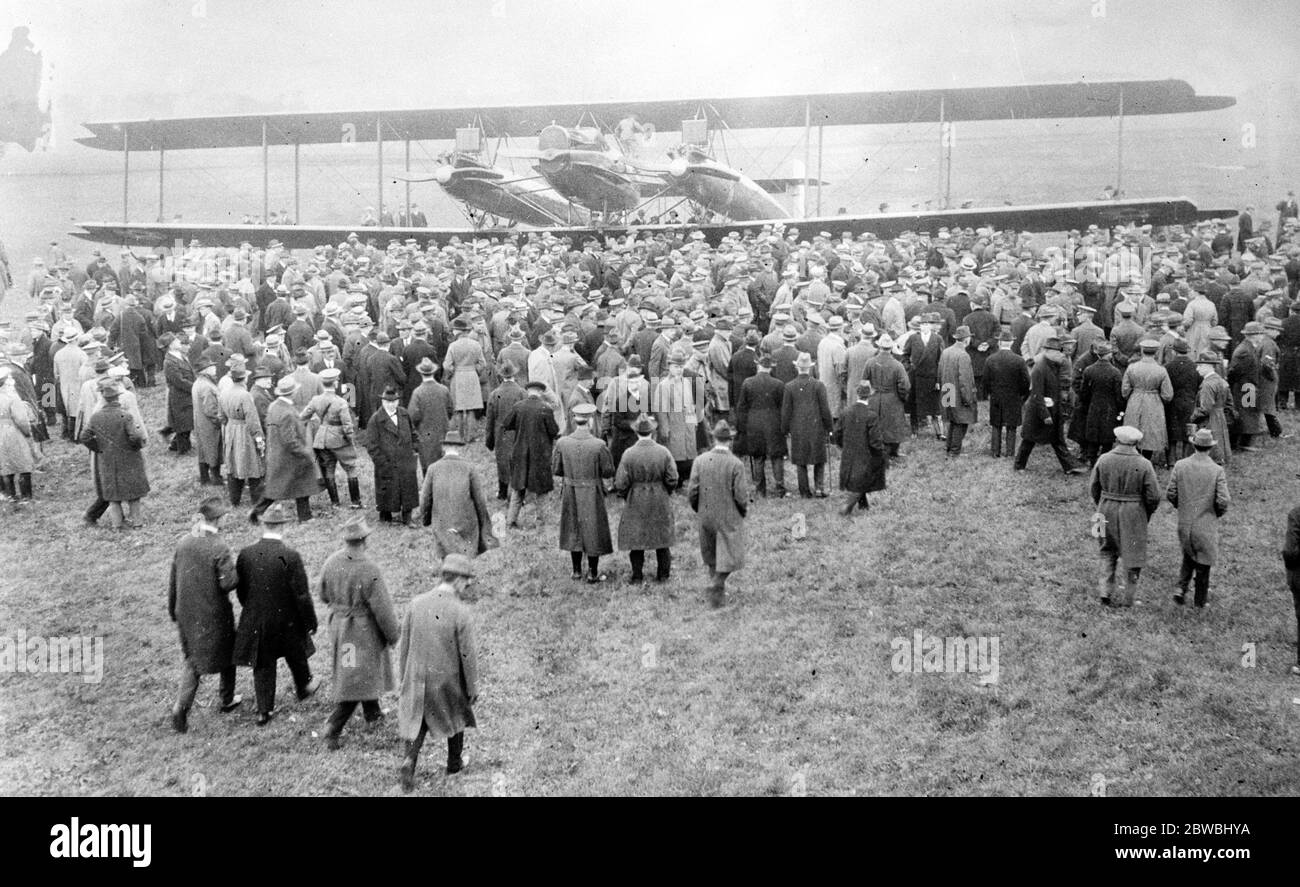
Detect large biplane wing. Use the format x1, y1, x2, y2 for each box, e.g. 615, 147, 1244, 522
70, 197, 1236, 250
74, 80, 1234, 150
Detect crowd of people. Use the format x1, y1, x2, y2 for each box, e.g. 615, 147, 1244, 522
3, 208, 1300, 786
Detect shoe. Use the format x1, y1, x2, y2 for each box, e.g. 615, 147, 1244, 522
1099, 597, 1111, 607
1065, 467, 1088, 476
586, 572, 609, 584
814, 488, 828, 498
170, 707, 188, 734
297, 677, 321, 701
654, 573, 670, 582
1172, 593, 1185, 606
628, 573, 645, 585
571, 571, 583, 581
446, 754, 469, 775
399, 758, 417, 792
219, 694, 243, 713
325, 734, 341, 751
709, 589, 727, 609
256, 710, 275, 727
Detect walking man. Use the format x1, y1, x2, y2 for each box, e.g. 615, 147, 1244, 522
1166, 429, 1230, 608
613, 414, 678, 583
553, 402, 615, 583
688, 421, 749, 608
419, 429, 498, 560
1089, 426, 1161, 607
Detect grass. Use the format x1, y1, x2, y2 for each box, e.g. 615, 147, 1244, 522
1, 302, 1298, 796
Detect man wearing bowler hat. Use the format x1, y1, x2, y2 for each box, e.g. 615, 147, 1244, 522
397, 553, 480, 789
169, 496, 242, 733
419, 429, 498, 560
503, 378, 560, 528
939, 325, 977, 456
1166, 428, 1230, 608
251, 374, 319, 523
782, 351, 833, 497
234, 502, 320, 726
1089, 425, 1161, 608
319, 515, 400, 749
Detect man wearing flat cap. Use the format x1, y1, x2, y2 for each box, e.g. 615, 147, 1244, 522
397, 553, 479, 789
553, 402, 615, 583
688, 421, 749, 608
1089, 426, 1161, 607
1166, 429, 1230, 609
420, 429, 498, 560
319, 515, 400, 749
234, 502, 320, 726
169, 497, 241, 733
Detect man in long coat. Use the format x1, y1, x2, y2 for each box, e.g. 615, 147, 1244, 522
1281, 504, 1300, 677
782, 352, 833, 497
838, 380, 886, 516
218, 367, 265, 507
614, 414, 678, 583
1164, 339, 1201, 465
81, 379, 150, 529
1227, 321, 1267, 451
109, 293, 155, 387
398, 554, 479, 789
1166, 429, 1230, 608
161, 335, 194, 454
443, 319, 485, 440
234, 503, 320, 725
1121, 340, 1173, 462
192, 360, 224, 485
407, 357, 452, 476
361, 385, 421, 525
168, 496, 241, 733
688, 421, 748, 608
938, 326, 978, 457
653, 350, 705, 485
1191, 350, 1233, 466
484, 361, 525, 500
1014, 338, 1087, 474
1077, 342, 1124, 465
252, 375, 320, 523
52, 329, 86, 442
863, 334, 910, 461
902, 313, 944, 438
319, 515, 400, 749
1089, 425, 1161, 608
600, 355, 651, 470
419, 430, 498, 560
504, 380, 560, 527
734, 355, 788, 497
552, 403, 615, 583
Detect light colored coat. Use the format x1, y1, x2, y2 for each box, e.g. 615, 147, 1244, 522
613, 437, 678, 551
191, 374, 223, 465
397, 585, 478, 741
419, 452, 498, 559
1121, 358, 1173, 452
218, 384, 264, 480
1089, 445, 1161, 567
1165, 451, 1230, 565
0, 388, 36, 474
938, 342, 978, 425
318, 548, 399, 701
552, 427, 615, 555
653, 372, 705, 461
443, 335, 486, 411
817, 333, 848, 418
688, 446, 749, 573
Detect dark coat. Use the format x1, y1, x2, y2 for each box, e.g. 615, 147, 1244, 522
1227, 340, 1266, 435
364, 349, 407, 418
838, 399, 887, 494
903, 332, 943, 416
781, 374, 832, 465
552, 428, 615, 555
397, 586, 477, 741
728, 346, 759, 407
613, 437, 678, 551
110, 306, 154, 371
771, 343, 800, 384
734, 371, 787, 458
419, 453, 498, 559
233, 538, 317, 668
168, 529, 238, 674
1277, 313, 1300, 391
864, 353, 911, 443
163, 353, 195, 433
263, 398, 320, 501
963, 308, 1001, 378
1078, 358, 1124, 446
407, 379, 452, 472
938, 342, 977, 425
1165, 355, 1201, 443
362, 406, 422, 513
82, 401, 150, 501
398, 339, 439, 403
503, 394, 559, 494
984, 348, 1030, 428
485, 379, 525, 482
1021, 355, 1066, 444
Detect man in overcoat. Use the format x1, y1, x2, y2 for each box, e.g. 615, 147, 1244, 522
169, 496, 241, 733
1014, 338, 1087, 474
1166, 428, 1231, 608
251, 375, 320, 523
552, 403, 615, 583
1227, 321, 1267, 451
781, 351, 833, 497
234, 502, 320, 725
81, 378, 150, 529
420, 429, 498, 560
192, 359, 224, 485
503, 380, 560, 528
863, 333, 910, 461
938, 325, 977, 456
361, 385, 421, 525
1281, 505, 1300, 677
688, 421, 749, 608
1089, 425, 1161, 607
407, 356, 452, 476
161, 334, 195, 454
613, 414, 678, 583
734, 355, 787, 497
484, 361, 525, 500
300, 367, 360, 509
1077, 342, 1124, 465
398, 554, 479, 789
838, 380, 886, 516
218, 367, 265, 507
319, 515, 400, 749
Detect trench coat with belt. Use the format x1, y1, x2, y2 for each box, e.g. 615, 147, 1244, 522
318, 548, 400, 701
397, 585, 478, 742
1089, 444, 1161, 567
552, 426, 615, 555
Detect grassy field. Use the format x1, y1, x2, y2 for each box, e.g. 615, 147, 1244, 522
1, 302, 1298, 796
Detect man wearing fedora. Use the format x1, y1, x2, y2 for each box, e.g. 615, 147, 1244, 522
903, 313, 944, 440
234, 502, 320, 725
407, 356, 453, 476
80, 376, 150, 528
218, 366, 265, 508
599, 354, 651, 471
838, 379, 887, 515
1014, 337, 1087, 474
169, 496, 242, 733
160, 333, 194, 454
782, 351, 833, 497
553, 402, 615, 583
613, 413, 678, 583
1166, 429, 1230, 608
251, 374, 319, 523
1089, 426, 1161, 607
484, 360, 525, 500
361, 385, 421, 526
420, 429, 498, 560
688, 421, 749, 608
397, 553, 479, 789
1228, 320, 1267, 452
192, 359, 224, 486
301, 367, 362, 509
319, 515, 400, 749
734, 355, 788, 497
938, 325, 978, 457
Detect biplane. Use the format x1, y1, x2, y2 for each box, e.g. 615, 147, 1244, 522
69, 78, 1237, 248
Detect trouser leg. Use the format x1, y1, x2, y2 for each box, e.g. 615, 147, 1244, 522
587, 556, 600, 577
990, 426, 1002, 458
447, 730, 465, 772
796, 464, 811, 496
1119, 566, 1140, 607
287, 651, 313, 697
947, 423, 967, 455
813, 462, 825, 493
506, 488, 524, 525
497, 480, 509, 500
361, 699, 382, 722
1013, 439, 1033, 469
655, 548, 671, 580
174, 431, 191, 454
1267, 413, 1283, 437
570, 551, 583, 575
1053, 431, 1079, 471
250, 498, 273, 522
85, 498, 110, 523
770, 457, 786, 495
1178, 552, 1194, 597
176, 659, 201, 713
749, 456, 766, 495
253, 666, 277, 714
675, 460, 692, 489
295, 496, 312, 521
843, 491, 859, 515
1193, 563, 1211, 607
227, 476, 244, 506
347, 477, 361, 507
16, 473, 32, 499
218, 666, 236, 707
1099, 549, 1118, 602
199, 462, 210, 484
326, 700, 359, 737
107, 501, 125, 528
629, 550, 645, 580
